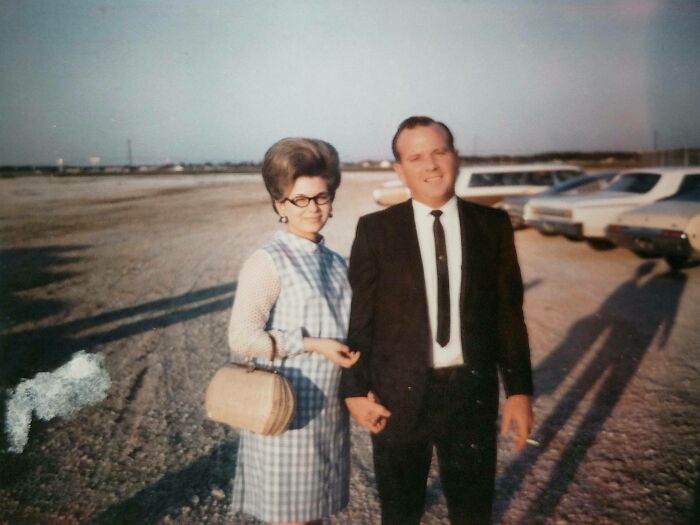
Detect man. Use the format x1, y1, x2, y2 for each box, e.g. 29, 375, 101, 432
340, 116, 534, 525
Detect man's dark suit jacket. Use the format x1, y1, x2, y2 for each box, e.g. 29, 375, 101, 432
340, 198, 534, 439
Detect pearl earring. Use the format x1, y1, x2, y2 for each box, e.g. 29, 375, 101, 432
279, 216, 288, 223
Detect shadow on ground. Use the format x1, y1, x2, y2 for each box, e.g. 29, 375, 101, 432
0, 245, 84, 332
492, 261, 688, 522
1, 276, 237, 389
1, 245, 236, 457
93, 440, 238, 524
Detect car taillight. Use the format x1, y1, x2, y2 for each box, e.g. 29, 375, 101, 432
608, 224, 626, 233
564, 210, 573, 219
661, 229, 684, 238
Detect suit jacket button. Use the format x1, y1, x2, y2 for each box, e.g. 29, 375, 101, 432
471, 369, 479, 376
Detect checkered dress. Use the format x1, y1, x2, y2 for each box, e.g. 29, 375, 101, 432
229, 230, 351, 523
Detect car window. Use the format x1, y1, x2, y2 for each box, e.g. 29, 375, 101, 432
467, 170, 583, 188
669, 174, 700, 202
555, 170, 583, 183
469, 171, 561, 187
469, 173, 515, 186
469, 173, 494, 187
525, 172, 554, 186
502, 173, 523, 185
564, 180, 604, 195
605, 173, 661, 193
551, 175, 594, 192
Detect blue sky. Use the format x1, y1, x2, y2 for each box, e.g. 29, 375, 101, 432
1, 0, 699, 165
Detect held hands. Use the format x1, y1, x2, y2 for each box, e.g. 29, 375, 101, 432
304, 337, 360, 368
345, 392, 391, 434
500, 394, 533, 451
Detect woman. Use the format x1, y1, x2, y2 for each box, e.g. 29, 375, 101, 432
227, 137, 359, 525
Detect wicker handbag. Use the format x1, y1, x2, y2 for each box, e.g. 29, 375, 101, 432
205, 363, 296, 436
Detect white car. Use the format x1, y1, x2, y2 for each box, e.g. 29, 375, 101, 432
524, 167, 700, 248
372, 164, 583, 207
605, 176, 700, 269
501, 172, 616, 229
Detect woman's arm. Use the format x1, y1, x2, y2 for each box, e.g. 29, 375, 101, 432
228, 249, 359, 367
228, 249, 297, 361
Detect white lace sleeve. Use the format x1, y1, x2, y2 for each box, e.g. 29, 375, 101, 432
227, 249, 295, 361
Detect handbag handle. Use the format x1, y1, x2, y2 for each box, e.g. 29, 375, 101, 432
233, 332, 280, 372
238, 351, 278, 374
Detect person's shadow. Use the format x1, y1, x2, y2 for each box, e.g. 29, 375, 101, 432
92, 439, 239, 524
493, 261, 688, 522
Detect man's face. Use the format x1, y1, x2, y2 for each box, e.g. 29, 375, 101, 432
393, 123, 459, 208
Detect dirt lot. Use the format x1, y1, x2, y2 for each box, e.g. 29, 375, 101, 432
1, 173, 699, 524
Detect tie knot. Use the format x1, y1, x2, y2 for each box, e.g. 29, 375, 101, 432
431, 210, 443, 219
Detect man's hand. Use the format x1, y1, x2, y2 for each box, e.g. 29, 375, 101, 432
345, 392, 391, 434
500, 394, 533, 451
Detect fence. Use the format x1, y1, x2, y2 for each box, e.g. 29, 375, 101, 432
639, 149, 700, 167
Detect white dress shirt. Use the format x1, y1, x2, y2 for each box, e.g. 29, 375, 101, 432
411, 197, 464, 368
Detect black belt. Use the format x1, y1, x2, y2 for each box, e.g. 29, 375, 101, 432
429, 365, 463, 383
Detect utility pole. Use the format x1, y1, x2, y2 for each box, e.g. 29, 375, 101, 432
652, 130, 660, 166
127, 139, 133, 169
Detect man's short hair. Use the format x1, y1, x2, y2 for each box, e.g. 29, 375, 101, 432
391, 116, 455, 161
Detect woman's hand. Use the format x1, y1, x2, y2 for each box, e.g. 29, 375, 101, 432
304, 338, 360, 368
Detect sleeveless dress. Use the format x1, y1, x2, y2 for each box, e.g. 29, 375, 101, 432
227, 230, 351, 523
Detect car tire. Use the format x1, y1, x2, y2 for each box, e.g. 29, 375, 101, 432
586, 239, 616, 250
632, 250, 659, 259
563, 234, 583, 242
664, 255, 689, 270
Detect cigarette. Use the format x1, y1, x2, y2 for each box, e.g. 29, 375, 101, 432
526, 438, 540, 447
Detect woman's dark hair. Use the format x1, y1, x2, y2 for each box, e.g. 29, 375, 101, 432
262, 138, 341, 213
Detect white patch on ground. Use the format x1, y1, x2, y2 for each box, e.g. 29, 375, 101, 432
4, 351, 111, 453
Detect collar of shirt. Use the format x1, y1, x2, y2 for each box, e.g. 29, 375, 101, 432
276, 230, 325, 253
411, 195, 459, 224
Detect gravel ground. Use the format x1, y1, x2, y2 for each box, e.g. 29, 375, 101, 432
1, 173, 698, 525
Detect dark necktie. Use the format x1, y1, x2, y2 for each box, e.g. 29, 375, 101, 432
431, 210, 450, 347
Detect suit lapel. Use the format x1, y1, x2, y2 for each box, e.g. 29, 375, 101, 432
398, 200, 428, 304
397, 200, 432, 365
458, 198, 477, 323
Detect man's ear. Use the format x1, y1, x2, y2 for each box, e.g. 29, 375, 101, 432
394, 162, 406, 185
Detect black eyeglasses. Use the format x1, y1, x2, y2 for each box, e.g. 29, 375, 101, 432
282, 193, 331, 208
